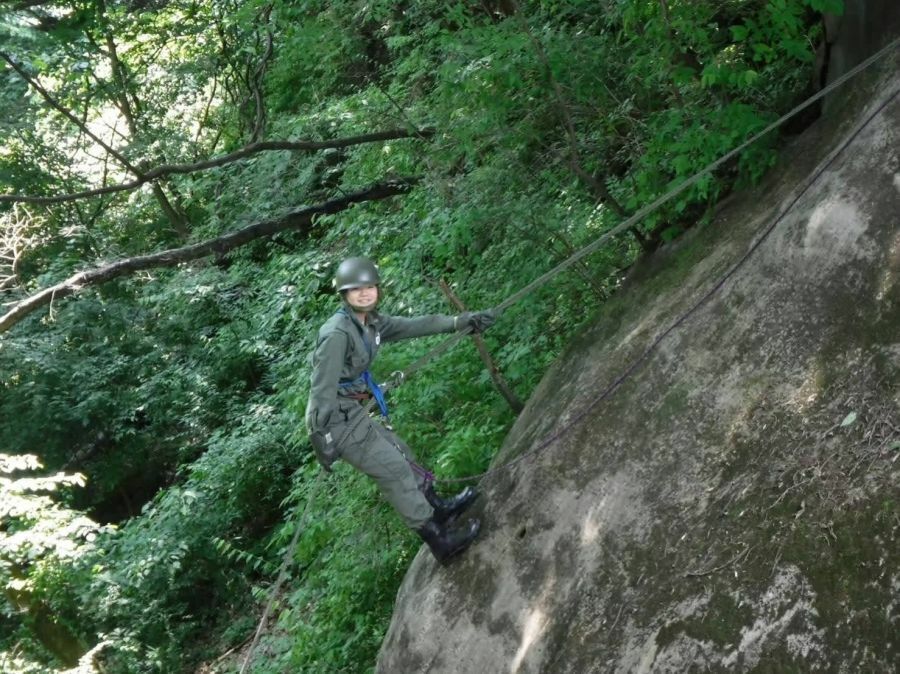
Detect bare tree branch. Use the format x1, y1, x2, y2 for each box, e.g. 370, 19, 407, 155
507, 2, 655, 251
3, 46, 194, 234
0, 128, 435, 205
248, 2, 275, 143
194, 75, 220, 153
0, 205, 36, 294
0, 177, 421, 334
98, 5, 140, 134
0, 51, 141, 175
90, 2, 190, 235
438, 279, 524, 413
374, 83, 432, 141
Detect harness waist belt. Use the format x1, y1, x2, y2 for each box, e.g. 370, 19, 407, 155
338, 370, 388, 418
342, 392, 373, 401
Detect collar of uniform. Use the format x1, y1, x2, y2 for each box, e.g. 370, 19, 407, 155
339, 305, 381, 332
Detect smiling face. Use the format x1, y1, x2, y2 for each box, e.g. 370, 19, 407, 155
344, 285, 379, 312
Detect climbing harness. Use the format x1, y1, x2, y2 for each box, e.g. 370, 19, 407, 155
336, 306, 391, 417
340, 371, 389, 418
340, 370, 436, 480
241, 36, 899, 669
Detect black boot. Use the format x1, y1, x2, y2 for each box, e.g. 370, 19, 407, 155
423, 481, 479, 525
417, 518, 481, 564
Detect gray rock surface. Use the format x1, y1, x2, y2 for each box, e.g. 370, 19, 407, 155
377, 33, 900, 674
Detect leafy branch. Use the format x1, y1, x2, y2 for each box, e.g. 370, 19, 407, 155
0, 50, 140, 175
0, 177, 420, 333
509, 1, 651, 251
0, 128, 434, 205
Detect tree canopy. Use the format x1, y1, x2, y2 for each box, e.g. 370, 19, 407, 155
0, 0, 839, 671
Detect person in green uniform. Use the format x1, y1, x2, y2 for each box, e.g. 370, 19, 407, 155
306, 257, 497, 563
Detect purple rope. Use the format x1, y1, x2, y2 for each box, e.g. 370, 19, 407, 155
407, 459, 436, 483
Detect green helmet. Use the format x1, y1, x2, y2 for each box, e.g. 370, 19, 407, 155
334, 257, 380, 292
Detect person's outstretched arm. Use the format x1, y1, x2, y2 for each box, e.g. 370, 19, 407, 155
379, 309, 496, 342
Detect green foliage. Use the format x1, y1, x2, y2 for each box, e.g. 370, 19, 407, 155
242, 470, 418, 674
0, 0, 836, 670
0, 454, 104, 671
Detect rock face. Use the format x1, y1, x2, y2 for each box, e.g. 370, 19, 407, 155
377, 36, 900, 674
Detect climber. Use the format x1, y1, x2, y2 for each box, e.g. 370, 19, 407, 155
305, 257, 497, 564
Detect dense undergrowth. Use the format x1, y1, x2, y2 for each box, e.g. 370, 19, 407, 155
0, 0, 840, 671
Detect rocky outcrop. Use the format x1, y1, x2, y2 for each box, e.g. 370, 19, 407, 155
377, 34, 900, 674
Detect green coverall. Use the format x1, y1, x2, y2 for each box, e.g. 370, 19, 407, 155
305, 306, 458, 529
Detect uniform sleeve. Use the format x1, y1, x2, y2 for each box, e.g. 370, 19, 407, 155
379, 314, 457, 342
306, 330, 348, 432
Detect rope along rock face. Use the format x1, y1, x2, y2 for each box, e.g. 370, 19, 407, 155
378, 37, 900, 484
241, 39, 899, 670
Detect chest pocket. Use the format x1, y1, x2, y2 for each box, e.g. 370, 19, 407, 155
347, 336, 369, 371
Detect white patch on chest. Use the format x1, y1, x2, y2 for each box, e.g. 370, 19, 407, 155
375, 332, 381, 346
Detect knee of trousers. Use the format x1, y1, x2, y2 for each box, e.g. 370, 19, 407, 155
341, 429, 433, 529
370, 423, 429, 489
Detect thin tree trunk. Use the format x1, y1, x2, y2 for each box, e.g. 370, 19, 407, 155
96, 0, 190, 236
439, 279, 524, 414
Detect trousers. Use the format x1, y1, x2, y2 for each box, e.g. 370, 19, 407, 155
329, 400, 434, 529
